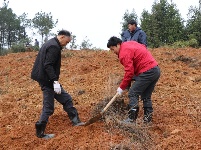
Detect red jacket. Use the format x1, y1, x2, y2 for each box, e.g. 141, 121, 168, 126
119, 41, 158, 90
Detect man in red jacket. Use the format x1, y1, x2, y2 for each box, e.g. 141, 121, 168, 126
107, 36, 160, 124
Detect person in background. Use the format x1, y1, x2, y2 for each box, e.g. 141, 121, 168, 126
31, 30, 84, 139
107, 36, 160, 124
121, 19, 147, 47
44, 36, 48, 43
34, 39, 39, 48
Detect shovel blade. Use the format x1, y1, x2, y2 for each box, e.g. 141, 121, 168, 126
84, 113, 102, 126
84, 93, 119, 126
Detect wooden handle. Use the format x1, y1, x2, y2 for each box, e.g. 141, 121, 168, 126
101, 92, 119, 114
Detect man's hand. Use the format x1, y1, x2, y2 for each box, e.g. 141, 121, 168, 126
53, 81, 61, 94
117, 87, 123, 95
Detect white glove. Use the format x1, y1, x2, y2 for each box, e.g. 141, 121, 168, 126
53, 81, 61, 94
117, 87, 123, 95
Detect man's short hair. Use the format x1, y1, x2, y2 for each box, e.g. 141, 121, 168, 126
58, 30, 71, 37
128, 19, 137, 26
107, 36, 122, 48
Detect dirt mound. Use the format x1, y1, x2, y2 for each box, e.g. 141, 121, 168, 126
0, 48, 201, 150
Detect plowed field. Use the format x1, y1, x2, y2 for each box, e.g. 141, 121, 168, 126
0, 47, 200, 150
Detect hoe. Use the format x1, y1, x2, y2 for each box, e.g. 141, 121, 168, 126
84, 92, 119, 126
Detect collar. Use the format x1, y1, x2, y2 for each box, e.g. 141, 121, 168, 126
54, 37, 63, 50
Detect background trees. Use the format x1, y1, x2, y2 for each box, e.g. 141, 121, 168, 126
0, 1, 29, 50
0, 0, 200, 54
79, 36, 93, 50
121, 0, 185, 48
186, 3, 201, 46
32, 11, 58, 45
69, 35, 78, 50
120, 9, 138, 32
121, 0, 200, 48
0, 0, 58, 53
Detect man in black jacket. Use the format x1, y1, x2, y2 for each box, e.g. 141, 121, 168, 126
31, 30, 84, 139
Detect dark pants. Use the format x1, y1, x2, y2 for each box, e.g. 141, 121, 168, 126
128, 66, 160, 112
38, 84, 79, 123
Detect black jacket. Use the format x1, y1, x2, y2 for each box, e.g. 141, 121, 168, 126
31, 37, 62, 87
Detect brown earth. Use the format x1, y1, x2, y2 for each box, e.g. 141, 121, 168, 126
0, 47, 201, 150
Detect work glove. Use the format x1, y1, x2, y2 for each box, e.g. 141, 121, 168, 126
117, 87, 123, 95
53, 81, 61, 94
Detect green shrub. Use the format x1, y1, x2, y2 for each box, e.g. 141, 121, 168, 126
172, 38, 199, 48
31, 45, 39, 51
188, 38, 198, 48
11, 44, 26, 53
0, 48, 9, 56
172, 41, 188, 48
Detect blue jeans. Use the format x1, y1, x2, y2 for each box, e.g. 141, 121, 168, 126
128, 66, 160, 112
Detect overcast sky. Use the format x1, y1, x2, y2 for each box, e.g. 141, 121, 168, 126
7, 0, 199, 49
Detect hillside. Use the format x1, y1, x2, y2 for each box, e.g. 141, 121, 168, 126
0, 48, 201, 150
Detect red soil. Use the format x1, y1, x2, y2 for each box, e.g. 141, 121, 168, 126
0, 48, 200, 150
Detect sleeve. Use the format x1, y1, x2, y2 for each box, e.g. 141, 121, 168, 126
138, 31, 147, 47
119, 55, 134, 90
121, 31, 127, 42
44, 46, 60, 81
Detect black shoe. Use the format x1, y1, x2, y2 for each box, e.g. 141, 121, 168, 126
143, 113, 152, 124
35, 121, 55, 139
119, 107, 139, 125
143, 107, 153, 124
128, 107, 139, 120
35, 121, 46, 138
71, 116, 85, 126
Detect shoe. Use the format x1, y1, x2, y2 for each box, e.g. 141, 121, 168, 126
128, 107, 139, 120
143, 108, 153, 124
119, 118, 134, 125
35, 121, 46, 138
119, 107, 139, 125
71, 116, 85, 126
42, 134, 55, 139
74, 122, 85, 126
143, 113, 152, 124
35, 121, 55, 139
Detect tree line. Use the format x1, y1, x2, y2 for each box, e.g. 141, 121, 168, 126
121, 0, 201, 48
0, 0, 201, 55
0, 0, 57, 54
